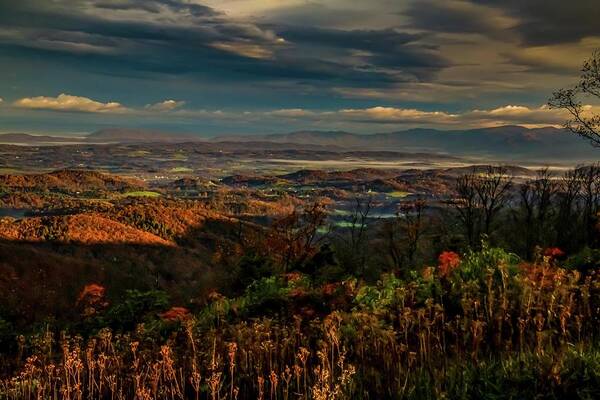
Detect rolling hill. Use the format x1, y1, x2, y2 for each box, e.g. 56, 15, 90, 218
0, 170, 144, 193
0, 213, 173, 245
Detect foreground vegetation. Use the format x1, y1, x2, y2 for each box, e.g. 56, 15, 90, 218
1, 242, 599, 399
0, 164, 599, 399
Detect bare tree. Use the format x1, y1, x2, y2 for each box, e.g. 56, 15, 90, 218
379, 199, 427, 272
266, 202, 328, 272
475, 166, 513, 236
399, 199, 426, 268
512, 168, 557, 258
452, 166, 513, 247
549, 50, 600, 147
576, 164, 600, 245
555, 168, 583, 250
338, 196, 373, 276
453, 172, 480, 247
348, 196, 372, 255
381, 217, 403, 270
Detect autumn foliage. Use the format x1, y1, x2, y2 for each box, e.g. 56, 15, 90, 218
159, 306, 191, 322
0, 168, 599, 399
437, 251, 461, 276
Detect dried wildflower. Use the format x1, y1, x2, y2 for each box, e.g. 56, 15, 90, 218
321, 282, 339, 296
422, 266, 435, 280
207, 290, 225, 302
284, 272, 303, 282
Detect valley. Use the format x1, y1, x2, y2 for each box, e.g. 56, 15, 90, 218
1, 145, 598, 399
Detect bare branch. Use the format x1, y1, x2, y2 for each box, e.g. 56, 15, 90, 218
548, 51, 600, 147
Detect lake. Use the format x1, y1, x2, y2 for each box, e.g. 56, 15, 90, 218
0, 208, 29, 218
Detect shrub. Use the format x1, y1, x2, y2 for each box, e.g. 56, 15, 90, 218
564, 247, 600, 273
236, 276, 291, 317
455, 243, 519, 284
103, 289, 170, 331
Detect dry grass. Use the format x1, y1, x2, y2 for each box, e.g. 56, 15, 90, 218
1, 248, 599, 399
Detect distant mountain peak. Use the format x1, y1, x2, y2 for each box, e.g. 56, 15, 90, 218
88, 128, 203, 143
210, 125, 594, 162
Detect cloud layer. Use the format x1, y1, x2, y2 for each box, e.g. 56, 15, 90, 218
7, 93, 587, 131
256, 105, 578, 129
0, 0, 598, 134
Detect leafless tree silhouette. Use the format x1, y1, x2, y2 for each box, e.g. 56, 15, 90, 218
549, 50, 600, 147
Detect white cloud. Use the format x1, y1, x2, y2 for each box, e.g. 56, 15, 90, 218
145, 99, 186, 112
339, 106, 458, 124
13, 93, 129, 113
256, 104, 585, 129
462, 105, 568, 127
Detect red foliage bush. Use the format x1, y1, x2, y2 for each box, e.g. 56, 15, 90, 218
544, 247, 565, 259
160, 307, 191, 322
438, 251, 461, 277
77, 283, 108, 317
77, 283, 106, 305
519, 262, 569, 290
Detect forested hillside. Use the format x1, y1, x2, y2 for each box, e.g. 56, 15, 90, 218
0, 165, 599, 399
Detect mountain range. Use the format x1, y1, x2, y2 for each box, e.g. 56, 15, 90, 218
0, 126, 597, 161
216, 126, 596, 161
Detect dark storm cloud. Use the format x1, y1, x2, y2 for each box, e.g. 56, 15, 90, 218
276, 26, 421, 52
403, 0, 511, 36
480, 0, 600, 45
272, 25, 449, 81
405, 0, 600, 46
94, 0, 218, 17
0, 0, 449, 90
0, 1, 271, 45
256, 2, 370, 29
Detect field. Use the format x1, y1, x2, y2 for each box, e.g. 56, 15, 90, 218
386, 191, 412, 198
120, 190, 162, 198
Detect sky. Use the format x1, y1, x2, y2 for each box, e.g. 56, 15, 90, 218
0, 0, 599, 136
